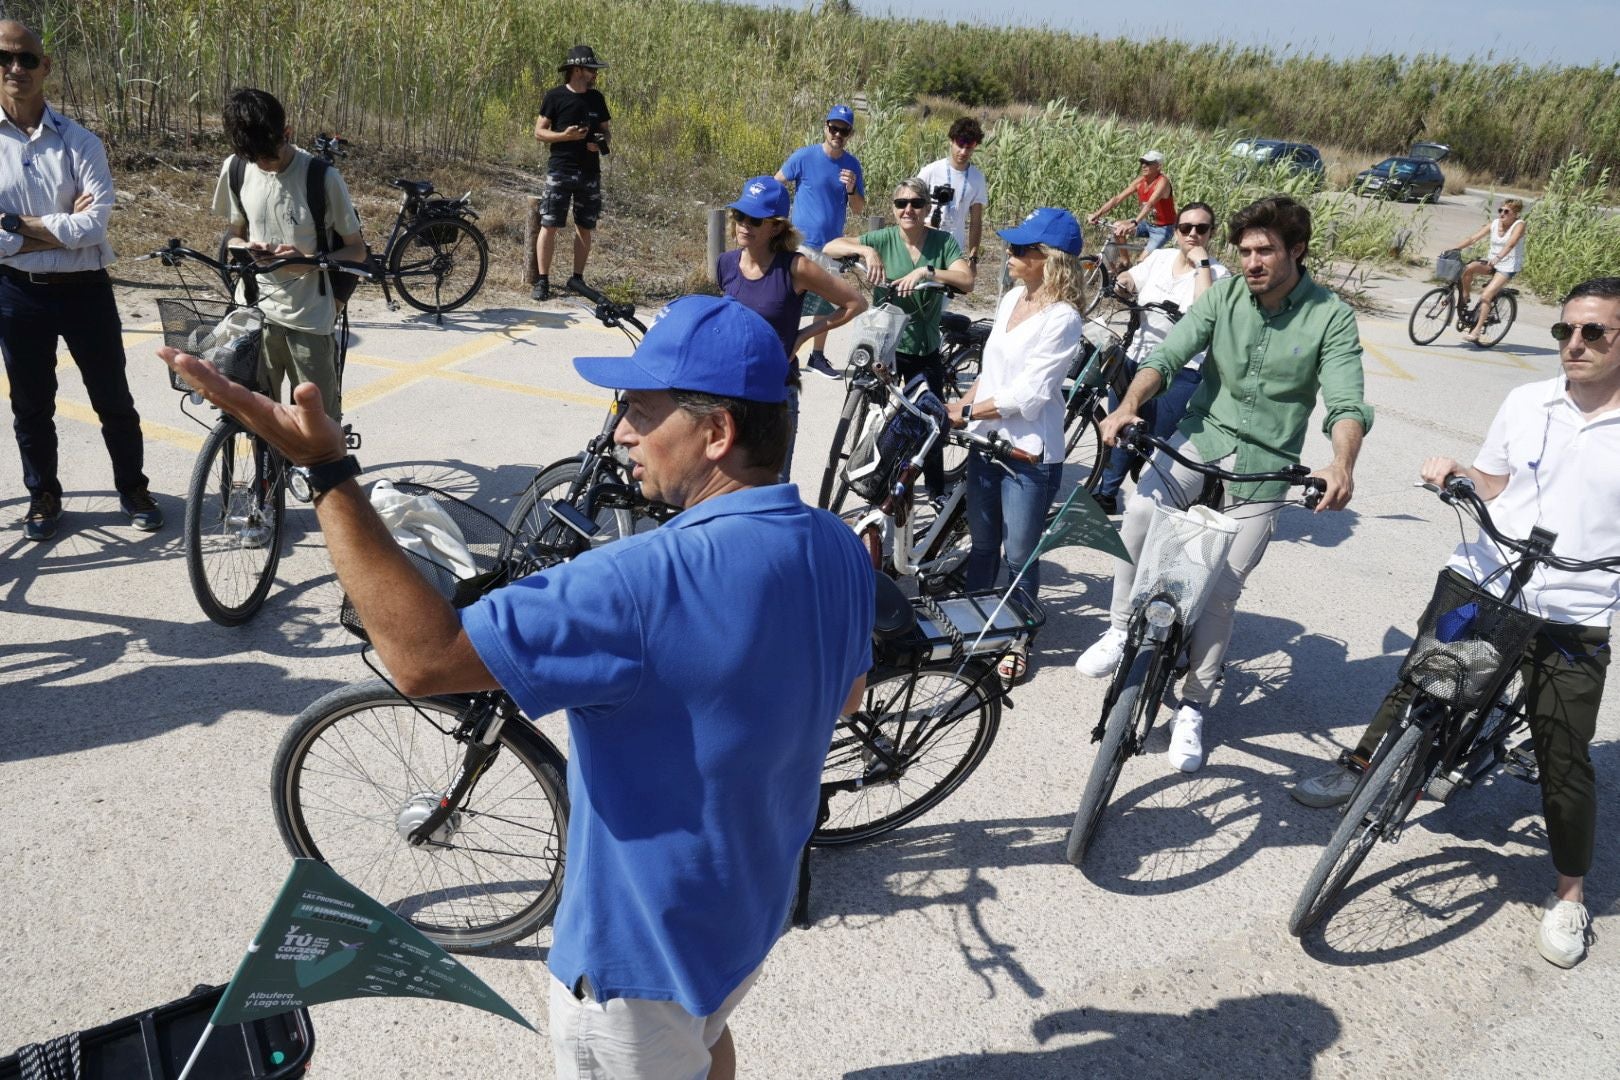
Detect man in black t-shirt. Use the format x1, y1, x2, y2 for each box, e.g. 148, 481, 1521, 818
532, 44, 612, 301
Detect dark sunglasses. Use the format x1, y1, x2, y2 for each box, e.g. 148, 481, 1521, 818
0, 50, 41, 71
1008, 243, 1044, 258
1551, 322, 1620, 343
729, 210, 765, 227
826, 124, 852, 137
1498, 207, 1517, 215
893, 197, 927, 210
1176, 222, 1213, 235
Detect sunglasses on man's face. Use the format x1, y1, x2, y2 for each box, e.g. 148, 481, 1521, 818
1176, 222, 1213, 236
893, 198, 927, 210
0, 50, 41, 71
826, 124, 852, 137
1551, 322, 1620, 343
730, 210, 765, 227
1008, 243, 1044, 258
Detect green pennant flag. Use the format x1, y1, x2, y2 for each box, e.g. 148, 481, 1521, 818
209, 859, 534, 1032
1031, 484, 1132, 564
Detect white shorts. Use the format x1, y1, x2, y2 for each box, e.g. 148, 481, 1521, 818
548, 964, 763, 1080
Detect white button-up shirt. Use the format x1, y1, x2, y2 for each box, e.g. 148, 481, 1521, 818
965, 286, 1083, 463
1448, 376, 1620, 625
0, 103, 116, 272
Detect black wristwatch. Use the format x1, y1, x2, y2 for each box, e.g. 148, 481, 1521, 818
1, 213, 22, 234
1196, 258, 1212, 269
288, 454, 361, 502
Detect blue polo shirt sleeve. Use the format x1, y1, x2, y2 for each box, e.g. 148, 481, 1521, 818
780, 146, 807, 185
459, 552, 645, 720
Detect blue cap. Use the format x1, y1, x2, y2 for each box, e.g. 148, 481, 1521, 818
728, 176, 790, 220
573, 296, 789, 404
825, 104, 855, 128
997, 207, 1084, 256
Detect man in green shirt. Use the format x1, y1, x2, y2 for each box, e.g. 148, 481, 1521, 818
1075, 195, 1372, 773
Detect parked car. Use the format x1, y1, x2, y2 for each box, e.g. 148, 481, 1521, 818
1355, 142, 1451, 202
1228, 138, 1326, 187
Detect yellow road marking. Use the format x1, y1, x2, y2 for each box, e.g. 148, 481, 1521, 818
0, 370, 203, 452
344, 352, 610, 407
1360, 340, 1415, 381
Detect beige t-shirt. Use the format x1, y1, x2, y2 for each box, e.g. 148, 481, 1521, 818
212, 147, 363, 333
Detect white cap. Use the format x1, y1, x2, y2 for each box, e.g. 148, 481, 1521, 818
1140, 150, 1165, 163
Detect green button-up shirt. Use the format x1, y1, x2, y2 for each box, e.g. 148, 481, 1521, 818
1143, 270, 1374, 499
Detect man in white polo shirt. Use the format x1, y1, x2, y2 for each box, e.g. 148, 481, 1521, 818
1294, 276, 1620, 970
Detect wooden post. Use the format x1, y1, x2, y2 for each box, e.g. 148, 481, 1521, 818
523, 196, 541, 284
865, 214, 884, 233
706, 208, 727, 283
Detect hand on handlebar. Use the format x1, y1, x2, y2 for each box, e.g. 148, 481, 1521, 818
1098, 409, 1143, 448
890, 267, 933, 296
1306, 462, 1354, 513
1419, 456, 1468, 489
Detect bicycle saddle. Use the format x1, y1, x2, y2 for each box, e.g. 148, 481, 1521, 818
389, 178, 437, 198
872, 571, 918, 641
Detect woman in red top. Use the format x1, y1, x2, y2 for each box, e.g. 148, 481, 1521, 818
1088, 149, 1176, 254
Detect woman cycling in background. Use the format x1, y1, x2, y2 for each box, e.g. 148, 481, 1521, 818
1454, 198, 1527, 345
946, 208, 1086, 683
717, 175, 865, 483
823, 177, 973, 500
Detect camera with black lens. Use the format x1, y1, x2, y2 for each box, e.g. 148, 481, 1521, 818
928, 183, 954, 228
588, 128, 611, 154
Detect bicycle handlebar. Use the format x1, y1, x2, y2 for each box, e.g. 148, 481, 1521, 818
563, 277, 642, 331
1120, 423, 1326, 508
835, 256, 957, 296
138, 238, 374, 279
1427, 476, 1620, 574
949, 426, 1039, 465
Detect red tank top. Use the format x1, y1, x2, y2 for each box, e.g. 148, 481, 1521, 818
1135, 174, 1176, 226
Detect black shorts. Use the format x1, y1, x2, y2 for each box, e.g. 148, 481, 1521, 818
540, 165, 603, 229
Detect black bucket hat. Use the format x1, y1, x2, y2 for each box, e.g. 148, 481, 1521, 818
559, 45, 608, 72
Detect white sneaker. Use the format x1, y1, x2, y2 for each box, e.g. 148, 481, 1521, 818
1075, 627, 1128, 678
1167, 705, 1205, 772
1538, 894, 1592, 968
1292, 765, 1360, 808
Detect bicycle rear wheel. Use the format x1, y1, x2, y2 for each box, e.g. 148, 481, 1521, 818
272, 681, 569, 952
183, 418, 285, 626
819, 386, 867, 512
1066, 645, 1155, 866
388, 216, 489, 314
813, 663, 1001, 846
501, 456, 636, 564
1289, 718, 1431, 936
1050, 396, 1105, 520
1407, 286, 1454, 346
1079, 254, 1110, 316
1474, 292, 1518, 348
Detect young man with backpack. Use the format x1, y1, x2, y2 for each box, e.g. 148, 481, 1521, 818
214, 87, 364, 421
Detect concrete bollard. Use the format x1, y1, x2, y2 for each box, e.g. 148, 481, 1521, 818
706, 208, 727, 283
524, 196, 541, 285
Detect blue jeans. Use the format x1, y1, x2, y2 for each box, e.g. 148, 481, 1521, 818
778, 385, 800, 486
1136, 219, 1173, 253
964, 452, 1062, 609
1097, 366, 1204, 498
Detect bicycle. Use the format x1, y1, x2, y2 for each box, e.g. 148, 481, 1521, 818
142, 238, 370, 625
1407, 249, 1519, 348
1064, 423, 1326, 866
1287, 476, 1620, 936
308, 132, 490, 322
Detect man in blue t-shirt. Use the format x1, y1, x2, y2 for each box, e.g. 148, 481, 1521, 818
157, 295, 874, 1080
776, 103, 866, 380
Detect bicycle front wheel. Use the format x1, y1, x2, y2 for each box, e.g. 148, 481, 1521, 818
1474, 292, 1518, 348
819, 386, 867, 512
183, 418, 285, 626
1079, 254, 1110, 316
1289, 719, 1430, 936
501, 456, 636, 564
1066, 646, 1155, 866
272, 681, 569, 952
1407, 286, 1454, 346
812, 663, 1001, 846
388, 216, 489, 314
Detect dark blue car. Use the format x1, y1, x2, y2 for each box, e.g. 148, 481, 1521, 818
1355, 142, 1451, 203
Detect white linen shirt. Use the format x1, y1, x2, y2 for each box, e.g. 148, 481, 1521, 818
0, 104, 116, 271
966, 286, 1083, 464
915, 158, 986, 254
1126, 248, 1229, 369
1447, 376, 1620, 625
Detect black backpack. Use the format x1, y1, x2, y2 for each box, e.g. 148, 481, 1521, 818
220, 152, 364, 306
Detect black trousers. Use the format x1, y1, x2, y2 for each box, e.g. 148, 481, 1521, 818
1356, 572, 1610, 877
895, 349, 946, 497
0, 271, 147, 500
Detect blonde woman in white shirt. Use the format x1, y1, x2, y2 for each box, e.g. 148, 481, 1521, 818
1455, 198, 1527, 343
947, 208, 1086, 682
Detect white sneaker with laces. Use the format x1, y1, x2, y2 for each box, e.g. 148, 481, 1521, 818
1167, 704, 1205, 772
1292, 765, 1360, 808
1074, 627, 1128, 678
1538, 894, 1592, 968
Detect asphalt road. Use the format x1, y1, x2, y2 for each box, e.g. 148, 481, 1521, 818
4, 210, 1615, 1079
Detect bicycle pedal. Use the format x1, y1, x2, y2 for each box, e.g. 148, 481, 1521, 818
343, 424, 362, 450
1504, 747, 1540, 784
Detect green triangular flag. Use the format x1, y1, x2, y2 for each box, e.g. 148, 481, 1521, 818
208, 859, 534, 1031
1030, 484, 1132, 564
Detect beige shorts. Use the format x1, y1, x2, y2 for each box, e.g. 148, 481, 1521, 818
548, 963, 763, 1080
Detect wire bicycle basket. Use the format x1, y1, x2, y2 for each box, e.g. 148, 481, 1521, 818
156, 298, 264, 393
1127, 502, 1240, 626
1399, 571, 1543, 708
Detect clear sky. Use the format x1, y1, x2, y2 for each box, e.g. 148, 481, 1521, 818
791, 0, 1619, 68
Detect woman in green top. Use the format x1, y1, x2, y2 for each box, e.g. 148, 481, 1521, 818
824, 177, 973, 497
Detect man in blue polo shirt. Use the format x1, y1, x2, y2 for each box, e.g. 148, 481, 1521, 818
777, 103, 866, 380
157, 295, 874, 1079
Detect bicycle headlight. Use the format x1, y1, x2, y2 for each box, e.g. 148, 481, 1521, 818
1144, 599, 1178, 629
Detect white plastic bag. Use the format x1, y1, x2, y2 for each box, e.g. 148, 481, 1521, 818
369, 480, 478, 581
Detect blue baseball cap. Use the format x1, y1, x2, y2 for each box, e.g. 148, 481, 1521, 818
728, 176, 790, 220
573, 295, 789, 404
825, 104, 855, 128
997, 207, 1084, 256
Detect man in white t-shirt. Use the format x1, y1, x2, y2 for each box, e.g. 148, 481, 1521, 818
1293, 276, 1620, 970
916, 117, 987, 287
